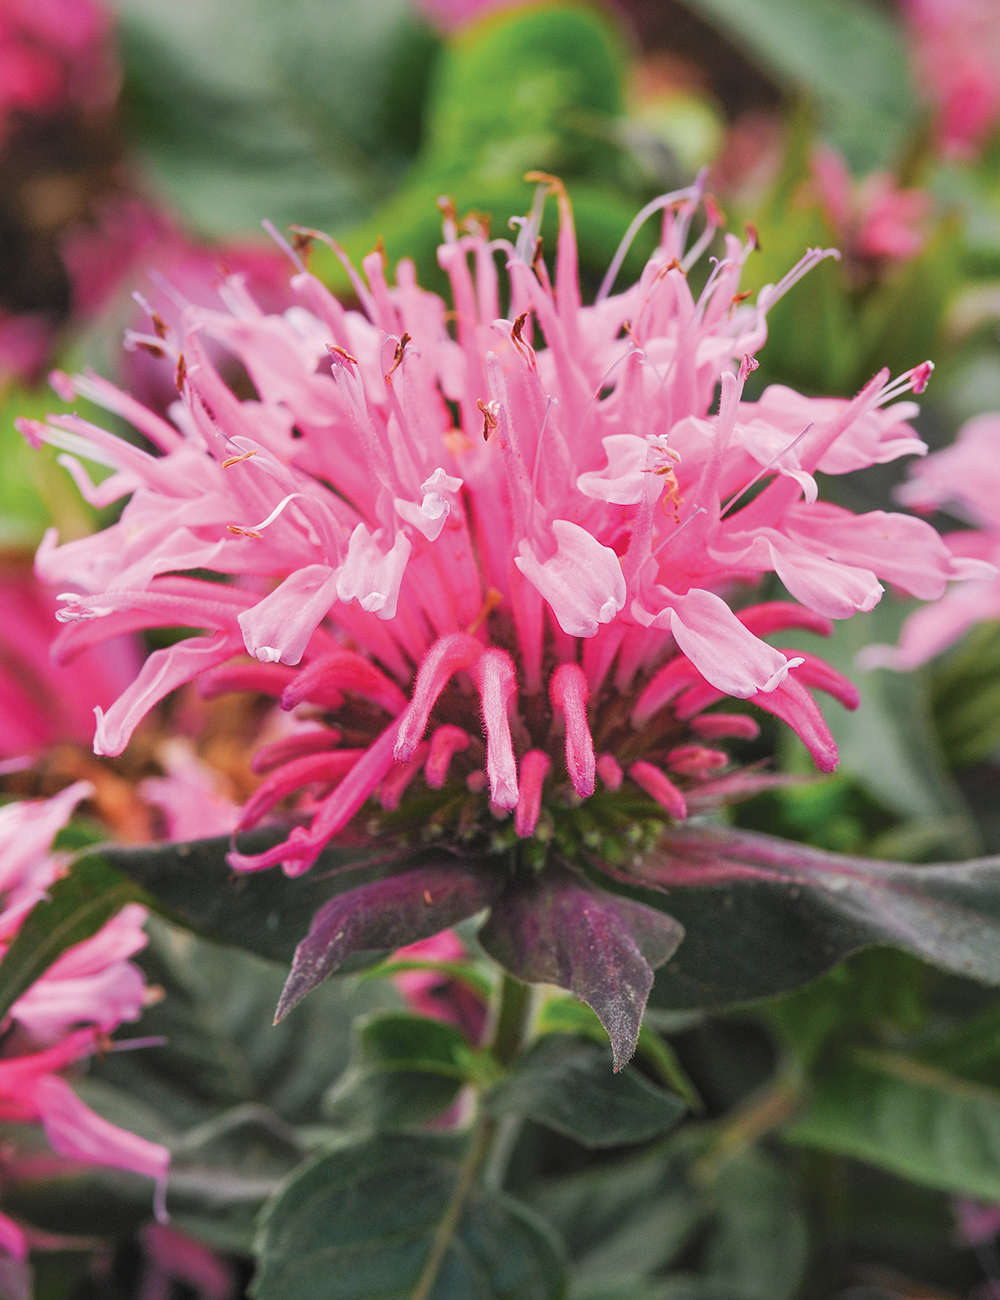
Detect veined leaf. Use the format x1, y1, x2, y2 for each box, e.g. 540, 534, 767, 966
253, 1131, 566, 1299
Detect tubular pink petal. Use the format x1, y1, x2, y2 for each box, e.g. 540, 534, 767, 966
251, 730, 343, 775
549, 662, 596, 798
631, 657, 704, 726
751, 676, 838, 773
690, 713, 761, 741
776, 648, 860, 710
515, 750, 551, 838
94, 633, 239, 757
379, 744, 428, 810
477, 647, 519, 809
237, 750, 365, 830
198, 660, 299, 700
629, 761, 688, 819
33, 1075, 170, 1212
425, 725, 471, 789
736, 602, 835, 639
395, 633, 483, 761
281, 650, 408, 716
283, 717, 405, 874
666, 745, 728, 776
596, 753, 624, 791
673, 682, 726, 720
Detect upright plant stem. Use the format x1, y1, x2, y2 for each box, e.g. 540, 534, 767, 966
409, 972, 530, 1300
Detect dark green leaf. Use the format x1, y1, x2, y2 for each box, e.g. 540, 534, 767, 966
931, 620, 1000, 769
253, 1132, 567, 1299
323, 1013, 491, 1130
785, 1048, 1000, 1199
701, 1148, 808, 1300
600, 824, 1000, 1009
101, 831, 413, 965
536, 997, 702, 1111
0, 855, 143, 1025
527, 1141, 699, 1285
486, 1034, 685, 1148
683, 0, 915, 171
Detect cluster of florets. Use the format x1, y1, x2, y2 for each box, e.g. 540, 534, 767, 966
19, 177, 986, 878
0, 784, 168, 1261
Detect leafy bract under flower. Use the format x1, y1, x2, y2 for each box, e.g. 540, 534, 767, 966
23, 179, 973, 882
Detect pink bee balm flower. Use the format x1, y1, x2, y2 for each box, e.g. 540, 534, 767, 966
902, 0, 1000, 158
860, 412, 1000, 671
0, 783, 169, 1250
23, 178, 975, 881
810, 146, 931, 268
391, 930, 488, 1043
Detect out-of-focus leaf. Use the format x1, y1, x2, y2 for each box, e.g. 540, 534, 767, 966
168, 1104, 306, 1254
90, 917, 396, 1128
0, 854, 144, 1025
931, 620, 1000, 769
535, 997, 702, 1110
0, 385, 101, 547
683, 0, 916, 172
117, 0, 438, 237
857, 217, 964, 383
786, 1048, 1000, 1200
313, 4, 650, 299
323, 1012, 488, 1130
598, 823, 1000, 1010
101, 831, 413, 965
276, 860, 506, 1021
253, 1132, 567, 1299
528, 1141, 700, 1290
777, 599, 978, 851
486, 1034, 686, 1148
480, 865, 684, 1071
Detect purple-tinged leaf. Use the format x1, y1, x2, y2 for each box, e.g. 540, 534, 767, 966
276, 861, 506, 1022
479, 866, 684, 1070
593, 825, 1000, 1009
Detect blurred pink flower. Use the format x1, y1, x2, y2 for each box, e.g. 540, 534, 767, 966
138, 1223, 236, 1300
0, 782, 169, 1257
0, 561, 141, 764
412, 0, 527, 33
860, 413, 1000, 670
0, 0, 118, 145
140, 739, 242, 841
811, 146, 930, 267
902, 0, 1000, 158
21, 180, 979, 875
392, 930, 487, 1043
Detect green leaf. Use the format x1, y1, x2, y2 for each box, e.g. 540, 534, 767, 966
700, 1148, 808, 1300
486, 1034, 685, 1148
90, 916, 397, 1128
0, 854, 143, 1025
117, 0, 438, 237
785, 1048, 1000, 1199
607, 822, 1000, 1010
683, 0, 916, 172
168, 1105, 307, 1254
323, 1013, 492, 1130
101, 831, 415, 965
776, 599, 978, 852
535, 997, 702, 1111
931, 620, 1000, 769
253, 1131, 567, 1299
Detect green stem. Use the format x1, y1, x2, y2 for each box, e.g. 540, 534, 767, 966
409, 972, 530, 1300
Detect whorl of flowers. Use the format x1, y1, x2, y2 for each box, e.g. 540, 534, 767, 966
20, 177, 980, 878
0, 785, 169, 1260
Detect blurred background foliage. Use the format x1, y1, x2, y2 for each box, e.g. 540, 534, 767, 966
8, 0, 1000, 1297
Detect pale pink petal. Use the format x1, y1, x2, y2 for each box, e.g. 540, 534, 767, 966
515, 521, 626, 638
238, 565, 339, 665
336, 525, 411, 620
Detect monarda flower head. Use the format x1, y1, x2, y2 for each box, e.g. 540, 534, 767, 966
21, 179, 978, 1062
